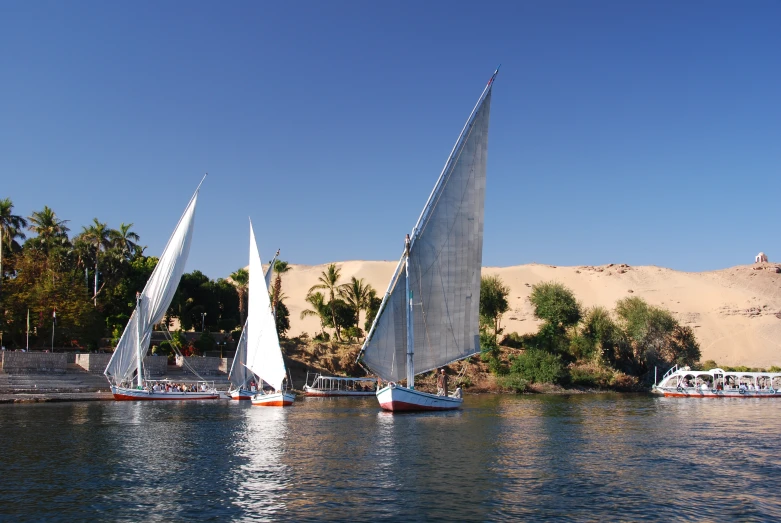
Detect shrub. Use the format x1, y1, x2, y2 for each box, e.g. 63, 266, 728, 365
500, 332, 523, 349
769, 366, 781, 373
314, 332, 330, 342
699, 359, 719, 371
569, 364, 613, 388
509, 348, 566, 384
496, 374, 529, 393
487, 356, 508, 376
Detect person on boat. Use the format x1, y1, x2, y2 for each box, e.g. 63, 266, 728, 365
451, 386, 463, 399
437, 369, 448, 396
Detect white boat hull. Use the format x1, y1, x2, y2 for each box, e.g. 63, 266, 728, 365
229, 388, 256, 400
654, 386, 781, 398
376, 383, 462, 411
111, 385, 220, 401
251, 391, 295, 407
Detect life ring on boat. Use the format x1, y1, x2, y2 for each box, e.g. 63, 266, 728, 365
711, 389, 718, 394
739, 388, 745, 394
770, 388, 776, 394
676, 386, 683, 393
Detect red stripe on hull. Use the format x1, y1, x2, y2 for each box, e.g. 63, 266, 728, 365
231, 396, 252, 400
379, 400, 460, 412
252, 400, 294, 407
663, 392, 780, 398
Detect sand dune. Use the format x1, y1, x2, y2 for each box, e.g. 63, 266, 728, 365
274, 261, 781, 368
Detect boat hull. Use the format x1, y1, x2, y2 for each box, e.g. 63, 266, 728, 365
251, 391, 295, 407
229, 388, 256, 400
654, 386, 781, 398
376, 383, 462, 411
111, 385, 220, 401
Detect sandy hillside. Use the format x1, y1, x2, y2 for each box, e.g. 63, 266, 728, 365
274, 260, 781, 368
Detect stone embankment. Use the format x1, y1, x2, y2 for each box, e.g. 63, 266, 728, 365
0, 352, 232, 402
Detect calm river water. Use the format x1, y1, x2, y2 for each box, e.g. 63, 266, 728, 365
2, 394, 780, 522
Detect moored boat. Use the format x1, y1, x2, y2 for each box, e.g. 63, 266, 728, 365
303, 374, 377, 397
243, 221, 295, 407
112, 380, 219, 401
356, 68, 498, 412
653, 364, 781, 398
227, 251, 279, 400
104, 176, 219, 401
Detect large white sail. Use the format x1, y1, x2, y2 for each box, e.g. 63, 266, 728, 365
361, 81, 493, 382
244, 221, 286, 392
104, 184, 200, 385
229, 261, 275, 391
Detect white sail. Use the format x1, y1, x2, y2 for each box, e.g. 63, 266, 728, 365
229, 260, 275, 391
244, 221, 286, 392
104, 183, 200, 385
360, 79, 493, 382
228, 318, 250, 390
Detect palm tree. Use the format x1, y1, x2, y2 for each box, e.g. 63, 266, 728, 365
0, 198, 28, 287
309, 263, 343, 341
79, 218, 113, 306
300, 291, 329, 339
111, 222, 141, 259
27, 206, 69, 252
230, 268, 249, 326
338, 277, 373, 331
272, 259, 291, 311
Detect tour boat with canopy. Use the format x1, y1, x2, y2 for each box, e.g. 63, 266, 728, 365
303, 373, 377, 397
653, 364, 781, 398
227, 250, 278, 400
245, 221, 295, 407
356, 68, 498, 411
104, 176, 219, 401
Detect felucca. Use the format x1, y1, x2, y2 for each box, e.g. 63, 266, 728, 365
227, 250, 278, 400
357, 69, 498, 411
245, 221, 295, 407
104, 176, 219, 400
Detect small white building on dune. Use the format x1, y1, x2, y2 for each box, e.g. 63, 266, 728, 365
755, 252, 769, 263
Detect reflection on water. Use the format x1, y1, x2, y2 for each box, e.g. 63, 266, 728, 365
231, 405, 290, 520
1, 395, 781, 521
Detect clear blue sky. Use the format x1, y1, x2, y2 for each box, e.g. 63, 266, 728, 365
2, 1, 779, 279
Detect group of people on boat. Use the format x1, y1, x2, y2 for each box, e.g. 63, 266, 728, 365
147, 382, 209, 393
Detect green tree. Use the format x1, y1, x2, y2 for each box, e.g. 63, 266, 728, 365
271, 259, 291, 312
77, 218, 115, 306
27, 206, 70, 254
339, 276, 373, 332
479, 275, 510, 346
575, 306, 621, 363
529, 281, 581, 331
364, 289, 382, 332
230, 268, 249, 326
275, 299, 290, 339
301, 291, 329, 339
309, 263, 343, 341
0, 198, 28, 289
111, 222, 142, 259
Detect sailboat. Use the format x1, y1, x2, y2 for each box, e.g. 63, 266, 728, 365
227, 250, 278, 400
357, 69, 498, 411
244, 221, 295, 407
104, 177, 219, 401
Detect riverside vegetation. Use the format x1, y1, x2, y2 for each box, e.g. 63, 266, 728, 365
1, 196, 715, 393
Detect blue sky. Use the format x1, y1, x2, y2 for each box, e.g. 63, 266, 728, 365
1, 1, 779, 279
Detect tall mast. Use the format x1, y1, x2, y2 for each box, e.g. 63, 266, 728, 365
135, 292, 143, 388
404, 234, 415, 389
